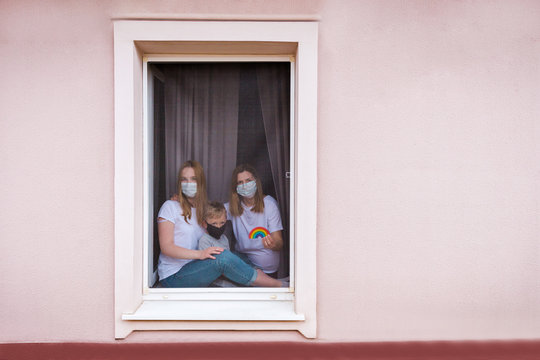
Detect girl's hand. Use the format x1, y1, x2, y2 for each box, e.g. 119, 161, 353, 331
262, 234, 276, 249
199, 247, 224, 260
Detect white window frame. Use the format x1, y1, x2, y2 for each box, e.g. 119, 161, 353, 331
113, 20, 317, 339
143, 55, 296, 291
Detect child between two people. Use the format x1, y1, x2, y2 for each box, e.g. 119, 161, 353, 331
199, 201, 286, 287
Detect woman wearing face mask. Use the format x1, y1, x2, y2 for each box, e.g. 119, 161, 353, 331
157, 160, 282, 287
226, 164, 284, 279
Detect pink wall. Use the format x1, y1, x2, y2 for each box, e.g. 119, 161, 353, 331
1, 0, 540, 342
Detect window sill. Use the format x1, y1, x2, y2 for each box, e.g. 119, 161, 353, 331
122, 300, 305, 321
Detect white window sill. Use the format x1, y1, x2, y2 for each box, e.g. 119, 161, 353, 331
122, 300, 305, 321
142, 287, 294, 300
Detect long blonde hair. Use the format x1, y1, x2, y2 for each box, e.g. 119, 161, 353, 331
177, 160, 207, 225
229, 164, 265, 217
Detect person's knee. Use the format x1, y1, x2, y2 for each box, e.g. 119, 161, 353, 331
215, 249, 245, 271
215, 249, 234, 263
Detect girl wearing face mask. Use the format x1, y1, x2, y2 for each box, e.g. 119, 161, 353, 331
226, 164, 284, 279
157, 160, 283, 287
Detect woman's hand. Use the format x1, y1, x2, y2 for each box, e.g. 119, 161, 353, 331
261, 234, 274, 249
199, 246, 224, 260
261, 232, 283, 251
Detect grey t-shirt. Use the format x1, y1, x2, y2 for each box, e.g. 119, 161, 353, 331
198, 232, 230, 251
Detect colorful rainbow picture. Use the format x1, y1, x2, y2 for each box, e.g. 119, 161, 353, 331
249, 226, 270, 239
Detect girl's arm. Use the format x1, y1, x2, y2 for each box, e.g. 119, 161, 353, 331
158, 219, 223, 260
263, 197, 284, 251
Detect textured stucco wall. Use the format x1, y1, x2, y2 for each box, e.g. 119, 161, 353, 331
1, 0, 539, 343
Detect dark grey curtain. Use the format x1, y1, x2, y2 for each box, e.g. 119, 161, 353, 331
162, 64, 239, 202
256, 63, 291, 277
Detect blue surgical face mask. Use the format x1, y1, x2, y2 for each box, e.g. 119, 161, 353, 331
181, 182, 197, 198
236, 180, 257, 198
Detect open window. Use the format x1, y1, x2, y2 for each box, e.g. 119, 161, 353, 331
145, 59, 293, 288
114, 20, 317, 339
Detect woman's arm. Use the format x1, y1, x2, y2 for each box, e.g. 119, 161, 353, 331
262, 196, 283, 251
158, 219, 223, 260
262, 230, 283, 251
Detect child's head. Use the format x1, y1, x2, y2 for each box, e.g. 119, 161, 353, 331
204, 201, 227, 238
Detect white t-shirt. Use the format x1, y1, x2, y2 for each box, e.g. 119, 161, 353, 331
157, 200, 204, 280
225, 196, 283, 273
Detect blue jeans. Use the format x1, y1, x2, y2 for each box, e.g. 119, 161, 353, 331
160, 250, 258, 288
233, 251, 257, 268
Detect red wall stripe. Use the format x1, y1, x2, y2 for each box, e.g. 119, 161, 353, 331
2, 340, 540, 360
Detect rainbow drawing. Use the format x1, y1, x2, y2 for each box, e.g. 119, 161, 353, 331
249, 227, 270, 239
